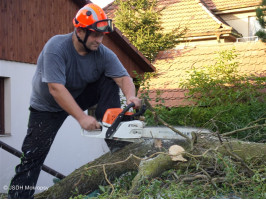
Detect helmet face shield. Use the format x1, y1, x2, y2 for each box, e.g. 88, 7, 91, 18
87, 19, 113, 33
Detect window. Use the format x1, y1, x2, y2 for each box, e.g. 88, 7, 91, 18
0, 77, 4, 134
249, 16, 264, 37
0, 77, 10, 135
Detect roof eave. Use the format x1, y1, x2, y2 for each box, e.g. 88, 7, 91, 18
214, 6, 259, 14
183, 30, 242, 40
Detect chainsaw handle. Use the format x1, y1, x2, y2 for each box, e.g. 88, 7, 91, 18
121, 102, 135, 114
132, 104, 146, 117
122, 102, 146, 116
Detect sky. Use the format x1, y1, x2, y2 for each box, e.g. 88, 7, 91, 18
90, 0, 115, 8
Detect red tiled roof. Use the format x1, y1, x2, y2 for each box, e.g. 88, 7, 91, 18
103, 2, 117, 18
146, 41, 266, 107
104, 0, 242, 39
158, 0, 240, 37
202, 0, 262, 11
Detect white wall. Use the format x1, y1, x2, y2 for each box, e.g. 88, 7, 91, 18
0, 60, 109, 194
219, 11, 256, 38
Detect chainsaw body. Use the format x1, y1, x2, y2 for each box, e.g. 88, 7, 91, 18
82, 103, 211, 142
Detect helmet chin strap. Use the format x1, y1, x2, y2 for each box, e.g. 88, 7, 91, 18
75, 29, 92, 53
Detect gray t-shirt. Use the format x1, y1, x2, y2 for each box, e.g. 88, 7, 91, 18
30, 33, 129, 112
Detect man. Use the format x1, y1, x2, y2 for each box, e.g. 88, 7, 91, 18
8, 3, 141, 199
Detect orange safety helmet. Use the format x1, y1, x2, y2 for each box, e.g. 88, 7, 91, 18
73, 3, 113, 33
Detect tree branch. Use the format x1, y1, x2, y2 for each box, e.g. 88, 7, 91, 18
143, 98, 191, 142
222, 124, 266, 137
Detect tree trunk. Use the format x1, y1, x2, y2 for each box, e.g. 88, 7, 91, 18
35, 135, 266, 199
34, 140, 158, 199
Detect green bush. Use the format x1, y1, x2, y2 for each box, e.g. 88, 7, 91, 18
180, 48, 265, 107
145, 101, 266, 142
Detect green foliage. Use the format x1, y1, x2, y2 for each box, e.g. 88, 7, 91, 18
180, 48, 265, 107
133, 70, 155, 99
144, 101, 266, 142
97, 171, 137, 199
255, 29, 266, 42
133, 71, 165, 104
255, 0, 266, 41
73, 162, 265, 199
114, 0, 186, 61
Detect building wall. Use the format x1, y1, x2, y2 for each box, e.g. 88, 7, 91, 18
0, 0, 147, 74
0, 0, 78, 64
0, 60, 109, 194
219, 11, 257, 38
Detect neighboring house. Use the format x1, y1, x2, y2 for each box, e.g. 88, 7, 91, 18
0, 0, 154, 193
105, 0, 266, 107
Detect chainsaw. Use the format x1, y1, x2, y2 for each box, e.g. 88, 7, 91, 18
82, 103, 211, 142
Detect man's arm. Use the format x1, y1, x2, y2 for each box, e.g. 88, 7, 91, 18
48, 83, 101, 130
113, 76, 142, 108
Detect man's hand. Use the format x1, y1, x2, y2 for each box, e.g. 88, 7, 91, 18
48, 83, 101, 131
78, 115, 101, 131
127, 96, 142, 109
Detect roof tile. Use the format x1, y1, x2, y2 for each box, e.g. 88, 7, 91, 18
145, 41, 266, 107
159, 0, 239, 37
105, 0, 242, 39
202, 0, 261, 11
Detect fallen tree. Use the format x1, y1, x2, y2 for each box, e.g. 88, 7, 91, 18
35, 120, 266, 198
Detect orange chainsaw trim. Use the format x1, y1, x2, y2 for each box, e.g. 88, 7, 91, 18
102, 108, 133, 125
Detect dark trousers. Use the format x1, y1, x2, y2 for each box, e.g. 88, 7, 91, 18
8, 76, 121, 199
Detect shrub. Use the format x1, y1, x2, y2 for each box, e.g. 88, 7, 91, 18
180, 48, 265, 106
145, 101, 265, 142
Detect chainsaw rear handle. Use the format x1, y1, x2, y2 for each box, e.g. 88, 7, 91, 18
105, 102, 146, 139
122, 102, 147, 117
132, 104, 147, 117
121, 102, 135, 114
